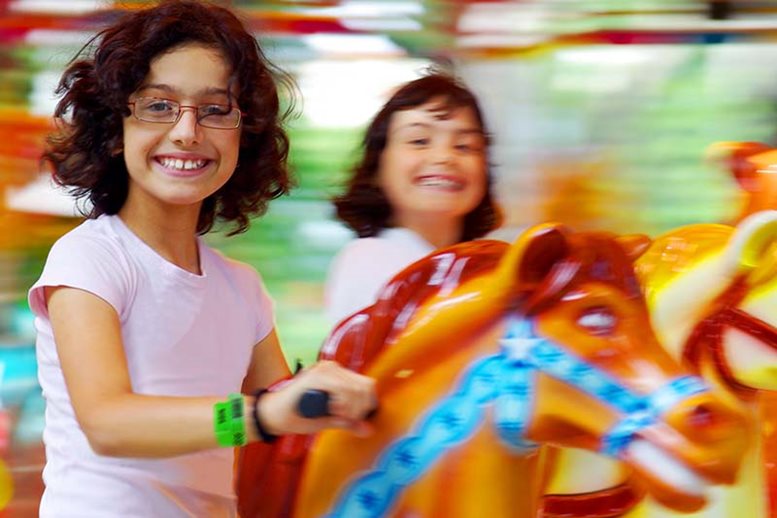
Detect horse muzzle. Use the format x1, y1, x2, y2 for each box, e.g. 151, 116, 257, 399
622, 393, 749, 512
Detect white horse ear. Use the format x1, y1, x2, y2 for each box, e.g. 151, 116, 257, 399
705, 141, 771, 191
724, 210, 777, 275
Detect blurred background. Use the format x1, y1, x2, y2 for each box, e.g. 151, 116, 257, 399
0, 0, 776, 514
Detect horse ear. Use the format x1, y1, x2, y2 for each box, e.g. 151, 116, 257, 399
616, 234, 652, 261
496, 223, 570, 289
706, 141, 772, 192
724, 210, 777, 279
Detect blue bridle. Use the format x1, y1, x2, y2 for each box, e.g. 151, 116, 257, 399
325, 318, 709, 518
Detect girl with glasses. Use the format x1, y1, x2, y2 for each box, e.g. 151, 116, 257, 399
29, 1, 375, 516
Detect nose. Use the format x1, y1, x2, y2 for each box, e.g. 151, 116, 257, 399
430, 138, 455, 165
167, 106, 201, 147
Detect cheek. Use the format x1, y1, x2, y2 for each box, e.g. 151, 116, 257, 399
467, 160, 488, 197
122, 124, 153, 158
378, 178, 405, 208
379, 146, 419, 176
223, 133, 242, 165
121, 135, 144, 171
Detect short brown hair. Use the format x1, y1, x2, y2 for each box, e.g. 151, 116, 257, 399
333, 71, 501, 241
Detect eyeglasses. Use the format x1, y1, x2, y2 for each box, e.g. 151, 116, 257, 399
127, 97, 243, 129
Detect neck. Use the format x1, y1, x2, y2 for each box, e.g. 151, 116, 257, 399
118, 201, 202, 274
395, 217, 464, 249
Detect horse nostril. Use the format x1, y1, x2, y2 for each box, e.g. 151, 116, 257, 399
688, 404, 715, 428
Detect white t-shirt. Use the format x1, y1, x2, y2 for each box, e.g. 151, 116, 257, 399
324, 228, 435, 326
28, 214, 274, 517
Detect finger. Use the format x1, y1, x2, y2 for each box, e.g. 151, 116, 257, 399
314, 416, 353, 431
328, 385, 375, 421
296, 362, 377, 421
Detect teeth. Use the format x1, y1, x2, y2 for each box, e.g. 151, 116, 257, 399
159, 157, 207, 170
417, 177, 462, 189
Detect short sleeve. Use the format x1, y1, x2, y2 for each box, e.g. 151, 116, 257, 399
222, 256, 276, 345
252, 270, 275, 344
28, 232, 131, 320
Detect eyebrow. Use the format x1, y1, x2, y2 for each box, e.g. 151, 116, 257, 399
138, 83, 231, 97
393, 122, 483, 136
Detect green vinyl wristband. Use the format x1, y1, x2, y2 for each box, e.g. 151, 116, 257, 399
213, 393, 247, 447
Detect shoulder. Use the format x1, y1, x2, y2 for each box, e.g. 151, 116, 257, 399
29, 216, 133, 318
330, 229, 436, 276
47, 216, 131, 270
200, 245, 271, 309
325, 235, 419, 324
332, 236, 393, 263
203, 246, 263, 285
327, 236, 411, 285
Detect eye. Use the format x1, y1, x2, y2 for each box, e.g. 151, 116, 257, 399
409, 138, 429, 146
143, 99, 176, 113
577, 306, 617, 336
199, 104, 231, 116
456, 140, 485, 153
456, 142, 483, 153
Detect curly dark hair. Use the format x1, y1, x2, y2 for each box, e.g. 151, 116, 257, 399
333, 71, 501, 241
41, 0, 294, 235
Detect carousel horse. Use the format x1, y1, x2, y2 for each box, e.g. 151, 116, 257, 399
543, 210, 777, 518
710, 141, 777, 516
237, 223, 748, 518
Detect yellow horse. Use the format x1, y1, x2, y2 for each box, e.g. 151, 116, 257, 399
544, 211, 777, 518
710, 141, 777, 517
238, 224, 748, 518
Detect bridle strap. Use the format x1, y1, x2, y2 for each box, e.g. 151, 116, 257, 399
499, 319, 709, 457
684, 278, 777, 394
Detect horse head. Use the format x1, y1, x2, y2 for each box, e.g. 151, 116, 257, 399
290, 224, 748, 518
638, 210, 777, 396
707, 141, 777, 223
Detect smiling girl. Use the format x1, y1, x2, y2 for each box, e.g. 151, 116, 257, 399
29, 2, 375, 516
325, 72, 502, 324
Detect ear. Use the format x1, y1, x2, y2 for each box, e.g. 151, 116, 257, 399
616, 234, 652, 261
494, 223, 570, 295
724, 210, 777, 277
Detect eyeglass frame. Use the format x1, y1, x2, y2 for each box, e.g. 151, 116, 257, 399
126, 96, 245, 129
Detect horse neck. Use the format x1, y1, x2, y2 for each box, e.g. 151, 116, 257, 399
648, 254, 732, 361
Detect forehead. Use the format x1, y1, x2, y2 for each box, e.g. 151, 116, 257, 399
388, 100, 482, 134
140, 43, 233, 96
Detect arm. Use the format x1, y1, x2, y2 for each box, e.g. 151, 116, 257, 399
48, 285, 375, 458
241, 329, 292, 394
241, 329, 375, 436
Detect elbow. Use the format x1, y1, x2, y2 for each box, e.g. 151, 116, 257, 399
80, 414, 126, 457
86, 435, 123, 457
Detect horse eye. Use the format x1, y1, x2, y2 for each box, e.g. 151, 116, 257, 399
577, 307, 617, 336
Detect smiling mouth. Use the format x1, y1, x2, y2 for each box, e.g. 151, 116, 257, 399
157, 157, 210, 171
414, 175, 465, 191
